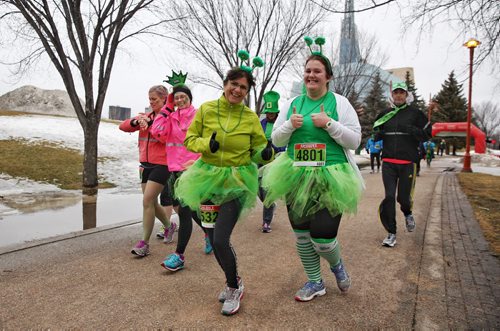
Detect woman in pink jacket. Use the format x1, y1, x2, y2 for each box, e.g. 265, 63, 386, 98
119, 85, 176, 257
150, 85, 210, 271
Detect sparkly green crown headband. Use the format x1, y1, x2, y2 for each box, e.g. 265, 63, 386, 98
163, 70, 188, 87
237, 50, 264, 73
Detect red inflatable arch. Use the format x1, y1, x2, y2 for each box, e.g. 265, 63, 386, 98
432, 122, 486, 153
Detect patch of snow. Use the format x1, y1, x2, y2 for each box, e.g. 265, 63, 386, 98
0, 114, 139, 195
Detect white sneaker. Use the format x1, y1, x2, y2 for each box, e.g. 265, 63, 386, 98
382, 233, 397, 247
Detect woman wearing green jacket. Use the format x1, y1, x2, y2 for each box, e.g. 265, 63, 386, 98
174, 67, 273, 316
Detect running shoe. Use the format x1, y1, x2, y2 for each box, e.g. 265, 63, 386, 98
161, 253, 184, 271
294, 280, 326, 302
163, 222, 177, 243
382, 233, 397, 247
131, 240, 149, 257
331, 260, 351, 293
262, 222, 272, 233
221, 286, 244, 316
204, 235, 213, 254
218, 277, 244, 303
405, 214, 416, 232
156, 225, 165, 239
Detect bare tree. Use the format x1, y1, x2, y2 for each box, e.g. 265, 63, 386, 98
403, 0, 500, 72
0, 0, 176, 192
165, 0, 325, 113
473, 101, 500, 139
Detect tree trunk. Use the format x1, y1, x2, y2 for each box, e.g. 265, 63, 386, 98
82, 117, 99, 194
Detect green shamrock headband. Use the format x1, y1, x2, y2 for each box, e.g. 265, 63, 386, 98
237, 50, 264, 73
163, 70, 188, 87
304, 36, 332, 75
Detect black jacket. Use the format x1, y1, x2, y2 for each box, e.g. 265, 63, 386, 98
374, 104, 431, 163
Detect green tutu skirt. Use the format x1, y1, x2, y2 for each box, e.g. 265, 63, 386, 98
261, 153, 361, 222
174, 159, 258, 218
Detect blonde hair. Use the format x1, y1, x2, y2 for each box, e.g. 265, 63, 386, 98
148, 85, 168, 99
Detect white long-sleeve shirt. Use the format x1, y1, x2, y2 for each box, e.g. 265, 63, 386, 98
271, 92, 365, 188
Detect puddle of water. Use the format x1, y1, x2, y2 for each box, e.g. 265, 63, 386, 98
0, 190, 143, 247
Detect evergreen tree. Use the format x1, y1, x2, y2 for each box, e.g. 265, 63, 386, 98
362, 71, 387, 144
432, 71, 468, 153
432, 71, 467, 123
405, 71, 426, 113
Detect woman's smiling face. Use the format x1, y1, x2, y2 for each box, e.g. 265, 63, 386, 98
303, 59, 330, 93
223, 77, 249, 105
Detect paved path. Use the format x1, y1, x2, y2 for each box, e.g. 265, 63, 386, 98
0, 158, 498, 329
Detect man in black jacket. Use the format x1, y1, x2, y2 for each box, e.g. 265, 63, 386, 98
373, 82, 431, 247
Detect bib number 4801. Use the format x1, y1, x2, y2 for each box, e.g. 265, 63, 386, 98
293, 143, 326, 166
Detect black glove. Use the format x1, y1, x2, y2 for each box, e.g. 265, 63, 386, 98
209, 131, 219, 153
261, 140, 273, 161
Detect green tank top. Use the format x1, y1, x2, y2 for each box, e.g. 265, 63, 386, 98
286, 92, 347, 166
264, 122, 273, 140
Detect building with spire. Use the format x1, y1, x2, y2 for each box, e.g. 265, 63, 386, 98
291, 0, 411, 101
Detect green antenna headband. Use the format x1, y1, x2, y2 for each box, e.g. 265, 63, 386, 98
237, 50, 264, 73
304, 36, 332, 75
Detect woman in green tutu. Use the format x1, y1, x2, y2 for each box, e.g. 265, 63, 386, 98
174, 61, 273, 316
261, 37, 364, 302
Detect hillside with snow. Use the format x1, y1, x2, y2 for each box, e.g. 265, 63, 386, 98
0, 85, 79, 117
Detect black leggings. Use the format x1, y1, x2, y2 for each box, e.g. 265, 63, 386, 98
176, 206, 205, 255
287, 207, 342, 239
370, 152, 381, 171
205, 199, 241, 289
379, 162, 416, 234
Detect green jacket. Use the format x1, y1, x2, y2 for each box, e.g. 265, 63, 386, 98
184, 95, 270, 167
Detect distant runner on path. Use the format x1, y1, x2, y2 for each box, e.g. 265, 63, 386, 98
372, 82, 431, 247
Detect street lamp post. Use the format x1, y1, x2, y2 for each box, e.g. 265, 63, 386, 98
462, 38, 480, 173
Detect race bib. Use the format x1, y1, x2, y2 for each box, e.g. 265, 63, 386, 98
200, 204, 220, 228
293, 143, 326, 166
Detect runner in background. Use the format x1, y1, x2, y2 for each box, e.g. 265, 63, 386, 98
373, 82, 431, 247
119, 85, 176, 257
258, 90, 286, 233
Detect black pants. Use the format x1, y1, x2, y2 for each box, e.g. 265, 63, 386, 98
370, 152, 381, 172
379, 162, 416, 234
258, 177, 276, 224
287, 207, 342, 239
204, 199, 241, 289
176, 206, 204, 255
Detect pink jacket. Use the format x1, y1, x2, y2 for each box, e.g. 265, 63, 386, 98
150, 104, 200, 171
119, 111, 167, 166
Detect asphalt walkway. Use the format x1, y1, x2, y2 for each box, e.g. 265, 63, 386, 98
0, 158, 498, 329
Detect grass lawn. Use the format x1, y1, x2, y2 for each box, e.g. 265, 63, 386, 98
457, 172, 500, 258
0, 139, 114, 190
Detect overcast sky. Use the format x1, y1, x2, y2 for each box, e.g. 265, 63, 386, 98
0, 2, 497, 118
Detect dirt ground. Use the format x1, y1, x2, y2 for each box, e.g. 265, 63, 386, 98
0, 165, 442, 329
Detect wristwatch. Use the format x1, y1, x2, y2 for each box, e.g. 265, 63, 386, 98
325, 119, 333, 129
